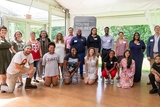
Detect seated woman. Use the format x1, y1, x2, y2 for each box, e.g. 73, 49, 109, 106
42, 42, 59, 87
117, 50, 135, 88
102, 50, 118, 84
149, 55, 160, 96
63, 47, 80, 85
84, 47, 98, 85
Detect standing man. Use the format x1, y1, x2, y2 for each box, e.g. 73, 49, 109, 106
101, 27, 114, 72
147, 25, 160, 85
65, 27, 74, 54
70, 29, 86, 79
0, 44, 37, 93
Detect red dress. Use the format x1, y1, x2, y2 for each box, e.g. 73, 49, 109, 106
29, 40, 40, 61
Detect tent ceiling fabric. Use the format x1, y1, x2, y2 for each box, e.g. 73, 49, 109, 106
55, 0, 160, 16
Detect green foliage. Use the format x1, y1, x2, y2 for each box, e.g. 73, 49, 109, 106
97, 25, 152, 44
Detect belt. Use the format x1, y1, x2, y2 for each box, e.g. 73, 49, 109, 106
102, 48, 111, 51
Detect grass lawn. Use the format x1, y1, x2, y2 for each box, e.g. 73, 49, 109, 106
98, 58, 150, 72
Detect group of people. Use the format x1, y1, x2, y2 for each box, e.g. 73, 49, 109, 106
0, 25, 160, 96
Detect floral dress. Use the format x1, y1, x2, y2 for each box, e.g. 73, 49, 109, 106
117, 58, 135, 88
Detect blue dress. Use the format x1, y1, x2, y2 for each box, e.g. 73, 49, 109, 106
129, 40, 146, 82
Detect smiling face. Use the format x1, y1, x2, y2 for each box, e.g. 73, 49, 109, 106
41, 31, 47, 38
68, 28, 73, 35
76, 29, 82, 36
0, 28, 7, 38
155, 56, 160, 64
119, 32, 124, 39
91, 28, 97, 35
30, 33, 36, 40
89, 48, 95, 56
48, 45, 55, 54
71, 48, 77, 56
15, 32, 22, 40
57, 33, 62, 40
134, 33, 140, 40
109, 51, 115, 59
24, 46, 32, 55
125, 51, 130, 58
154, 26, 160, 34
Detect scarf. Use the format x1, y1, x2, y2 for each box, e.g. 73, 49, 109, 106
39, 38, 50, 56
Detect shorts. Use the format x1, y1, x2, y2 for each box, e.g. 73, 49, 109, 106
63, 70, 78, 83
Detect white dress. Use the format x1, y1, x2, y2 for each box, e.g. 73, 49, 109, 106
55, 41, 65, 63
85, 56, 98, 79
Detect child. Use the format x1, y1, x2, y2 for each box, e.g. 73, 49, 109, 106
42, 42, 59, 87
149, 55, 160, 96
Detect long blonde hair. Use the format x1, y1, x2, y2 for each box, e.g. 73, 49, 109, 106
86, 47, 96, 60
55, 33, 64, 44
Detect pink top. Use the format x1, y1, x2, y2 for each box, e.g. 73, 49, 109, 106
116, 39, 128, 56
65, 35, 74, 49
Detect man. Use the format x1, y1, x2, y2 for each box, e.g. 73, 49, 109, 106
65, 27, 74, 54
101, 27, 114, 72
70, 29, 86, 79
0, 44, 37, 93
147, 25, 160, 86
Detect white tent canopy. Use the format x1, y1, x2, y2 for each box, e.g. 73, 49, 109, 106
1, 0, 160, 32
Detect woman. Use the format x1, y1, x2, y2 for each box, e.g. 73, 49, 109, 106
11, 31, 25, 87
102, 50, 118, 84
84, 47, 98, 85
63, 47, 81, 85
86, 28, 101, 56
55, 33, 65, 79
42, 42, 59, 87
0, 25, 12, 86
27, 32, 42, 83
115, 32, 128, 79
117, 50, 135, 88
37, 30, 51, 79
149, 55, 160, 96
129, 32, 146, 82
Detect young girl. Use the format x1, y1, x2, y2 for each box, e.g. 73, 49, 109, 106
63, 47, 80, 85
84, 47, 98, 85
117, 50, 135, 89
11, 31, 25, 87
42, 42, 59, 87
102, 50, 118, 84
27, 32, 42, 83
149, 55, 160, 96
55, 33, 65, 79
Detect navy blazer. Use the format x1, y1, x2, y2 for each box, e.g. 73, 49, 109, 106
146, 35, 160, 58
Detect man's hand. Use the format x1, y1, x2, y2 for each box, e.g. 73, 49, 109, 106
147, 57, 151, 61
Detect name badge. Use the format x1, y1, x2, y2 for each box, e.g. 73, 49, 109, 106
107, 40, 110, 42
94, 38, 97, 40
74, 40, 77, 43
123, 41, 126, 44
150, 39, 153, 42
137, 43, 140, 45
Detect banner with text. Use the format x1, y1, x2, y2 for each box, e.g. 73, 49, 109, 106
74, 16, 96, 38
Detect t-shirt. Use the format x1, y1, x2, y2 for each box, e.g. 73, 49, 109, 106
152, 63, 160, 73
42, 53, 60, 76
11, 40, 25, 52
64, 53, 81, 73
7, 51, 34, 74
104, 56, 117, 69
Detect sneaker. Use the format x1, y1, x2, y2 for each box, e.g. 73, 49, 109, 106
147, 82, 151, 85
33, 79, 39, 83
18, 82, 23, 88
149, 88, 158, 94
110, 79, 114, 84
105, 79, 109, 83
